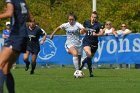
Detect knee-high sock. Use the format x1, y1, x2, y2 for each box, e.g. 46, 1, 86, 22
78, 55, 81, 69
6, 72, 15, 93
86, 57, 92, 74
79, 57, 87, 70
73, 57, 79, 70
24, 60, 30, 64
31, 63, 36, 71
0, 70, 5, 93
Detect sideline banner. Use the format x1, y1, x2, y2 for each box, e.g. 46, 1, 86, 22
0, 34, 140, 64
94, 34, 140, 64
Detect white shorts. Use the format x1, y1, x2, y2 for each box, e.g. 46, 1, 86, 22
65, 44, 82, 55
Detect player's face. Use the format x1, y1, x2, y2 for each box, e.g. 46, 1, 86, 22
6, 24, 10, 29
90, 14, 97, 22
68, 16, 75, 25
29, 22, 36, 29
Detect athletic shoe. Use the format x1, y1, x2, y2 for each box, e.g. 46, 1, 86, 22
30, 70, 34, 75
25, 62, 30, 71
89, 73, 94, 77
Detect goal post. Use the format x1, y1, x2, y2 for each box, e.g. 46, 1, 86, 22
92, 0, 96, 12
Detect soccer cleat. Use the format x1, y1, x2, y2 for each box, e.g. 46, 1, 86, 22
30, 70, 34, 75
25, 62, 30, 71
89, 73, 94, 77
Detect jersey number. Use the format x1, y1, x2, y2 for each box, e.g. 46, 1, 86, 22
87, 30, 93, 36
20, 3, 27, 14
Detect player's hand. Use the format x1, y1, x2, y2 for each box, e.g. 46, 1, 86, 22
93, 32, 96, 36
50, 35, 53, 40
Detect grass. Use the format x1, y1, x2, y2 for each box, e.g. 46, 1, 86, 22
4, 65, 140, 93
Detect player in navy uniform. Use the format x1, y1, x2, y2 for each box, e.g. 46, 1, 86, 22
79, 11, 103, 77
24, 21, 47, 74
0, 0, 33, 93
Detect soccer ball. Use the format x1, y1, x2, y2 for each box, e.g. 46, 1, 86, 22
74, 70, 84, 78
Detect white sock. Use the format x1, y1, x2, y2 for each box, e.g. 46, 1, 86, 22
73, 57, 79, 70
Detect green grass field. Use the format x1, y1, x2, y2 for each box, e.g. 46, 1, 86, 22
4, 66, 140, 93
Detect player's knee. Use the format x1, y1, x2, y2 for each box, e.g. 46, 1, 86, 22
23, 57, 28, 62
86, 52, 92, 58
72, 52, 78, 57
31, 59, 36, 63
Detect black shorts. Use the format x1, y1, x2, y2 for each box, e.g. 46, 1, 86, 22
82, 39, 98, 54
4, 36, 29, 53
26, 42, 40, 55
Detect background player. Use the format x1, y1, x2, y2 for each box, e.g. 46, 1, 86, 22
79, 11, 103, 77
50, 12, 85, 70
0, 0, 33, 93
24, 21, 47, 74
2, 22, 11, 42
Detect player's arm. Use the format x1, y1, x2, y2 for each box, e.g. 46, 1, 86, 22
40, 29, 47, 44
80, 28, 86, 34
93, 28, 104, 36
41, 35, 47, 44
0, 3, 14, 19
50, 26, 61, 40
2, 34, 9, 39
77, 22, 86, 34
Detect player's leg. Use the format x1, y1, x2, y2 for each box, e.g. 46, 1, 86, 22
79, 46, 93, 77
5, 52, 19, 93
83, 46, 93, 77
0, 47, 19, 93
0, 69, 5, 93
79, 46, 92, 69
68, 46, 79, 70
79, 49, 87, 70
77, 46, 82, 70
78, 55, 81, 69
23, 51, 30, 71
30, 54, 37, 74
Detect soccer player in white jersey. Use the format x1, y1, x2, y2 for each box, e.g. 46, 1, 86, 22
50, 12, 85, 70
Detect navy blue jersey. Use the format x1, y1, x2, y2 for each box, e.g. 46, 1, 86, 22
27, 26, 45, 43
26, 26, 46, 54
5, 0, 29, 37
83, 20, 101, 43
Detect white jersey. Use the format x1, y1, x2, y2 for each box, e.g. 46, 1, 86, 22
59, 22, 84, 46
117, 29, 130, 34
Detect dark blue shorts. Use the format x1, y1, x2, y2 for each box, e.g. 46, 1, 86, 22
26, 42, 40, 54
82, 39, 98, 54
4, 36, 29, 53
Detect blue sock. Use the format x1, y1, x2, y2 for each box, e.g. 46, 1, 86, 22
0, 69, 6, 93
6, 72, 15, 93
